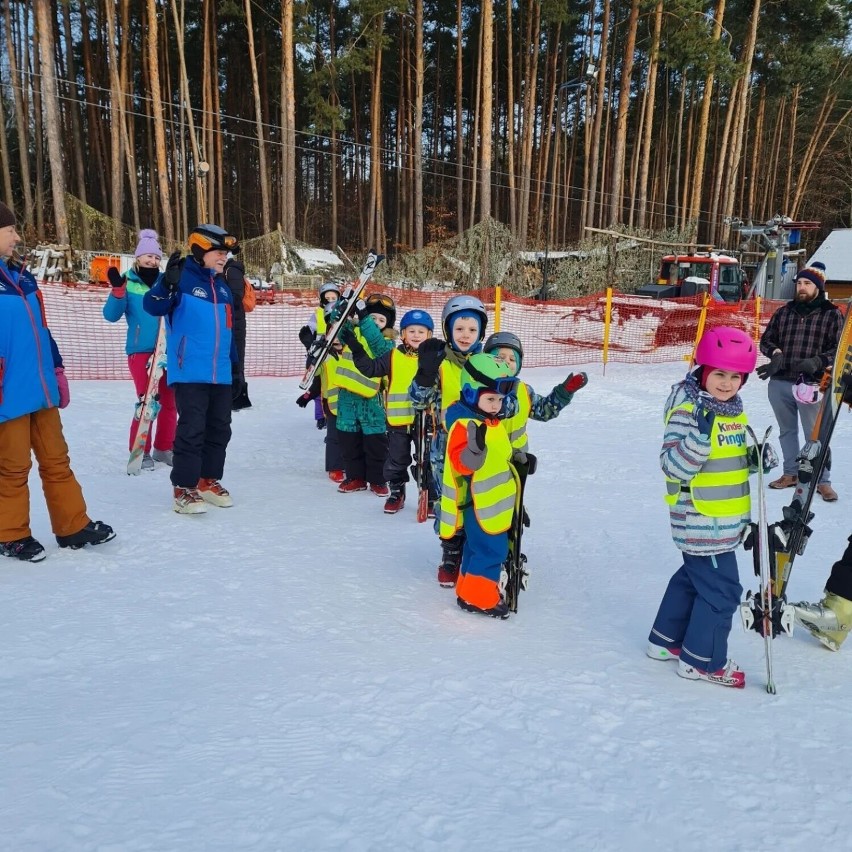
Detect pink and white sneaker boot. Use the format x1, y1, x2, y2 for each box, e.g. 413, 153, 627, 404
677, 657, 745, 688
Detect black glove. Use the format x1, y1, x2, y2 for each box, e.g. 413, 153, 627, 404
793, 356, 823, 376
164, 250, 183, 293
339, 325, 358, 348
298, 325, 315, 350
224, 258, 245, 292
296, 392, 312, 408
472, 421, 487, 451
756, 351, 783, 380
107, 267, 125, 289
341, 327, 366, 356
414, 338, 446, 386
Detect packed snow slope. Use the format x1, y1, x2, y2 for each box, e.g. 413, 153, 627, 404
2, 363, 850, 852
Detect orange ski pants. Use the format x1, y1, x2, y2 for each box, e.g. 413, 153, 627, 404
0, 408, 89, 540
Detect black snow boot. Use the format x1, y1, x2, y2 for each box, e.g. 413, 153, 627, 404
456, 596, 510, 619
232, 382, 253, 411
1, 536, 46, 563
56, 521, 116, 549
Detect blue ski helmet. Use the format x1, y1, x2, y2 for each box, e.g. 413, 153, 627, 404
400, 309, 434, 332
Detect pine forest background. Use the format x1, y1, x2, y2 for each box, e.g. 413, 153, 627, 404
3, 0, 852, 293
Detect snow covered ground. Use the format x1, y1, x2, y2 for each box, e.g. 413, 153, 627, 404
2, 362, 851, 851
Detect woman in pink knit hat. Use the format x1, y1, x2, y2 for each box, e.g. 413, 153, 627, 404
102, 229, 177, 469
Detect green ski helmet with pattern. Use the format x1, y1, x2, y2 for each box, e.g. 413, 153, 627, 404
460, 353, 518, 408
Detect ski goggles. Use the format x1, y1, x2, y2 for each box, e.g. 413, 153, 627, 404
793, 378, 821, 405
366, 294, 395, 309
464, 360, 519, 396
188, 229, 240, 254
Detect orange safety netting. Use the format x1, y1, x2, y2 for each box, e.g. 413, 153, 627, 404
39, 282, 784, 381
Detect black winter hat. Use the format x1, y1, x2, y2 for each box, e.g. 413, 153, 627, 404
365, 293, 396, 328
0, 201, 15, 230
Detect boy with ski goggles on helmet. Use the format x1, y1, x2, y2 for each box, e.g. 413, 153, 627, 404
647, 326, 778, 688
440, 353, 519, 619
331, 293, 397, 496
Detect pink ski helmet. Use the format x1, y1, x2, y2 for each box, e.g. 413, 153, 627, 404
695, 326, 757, 382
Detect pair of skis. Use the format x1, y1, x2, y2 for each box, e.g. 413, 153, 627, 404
127, 319, 167, 475
299, 250, 384, 391
742, 304, 852, 691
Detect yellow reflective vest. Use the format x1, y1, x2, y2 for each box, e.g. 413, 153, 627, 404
439, 359, 463, 429
501, 381, 531, 451
320, 355, 340, 416
335, 328, 382, 398
439, 417, 517, 536
386, 348, 419, 426
664, 403, 750, 518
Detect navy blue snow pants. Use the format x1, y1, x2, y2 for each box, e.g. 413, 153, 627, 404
648, 550, 742, 672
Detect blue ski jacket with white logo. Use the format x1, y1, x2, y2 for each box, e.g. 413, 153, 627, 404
143, 256, 236, 385
0, 259, 63, 422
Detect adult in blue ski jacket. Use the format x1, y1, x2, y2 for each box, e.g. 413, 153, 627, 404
0, 200, 114, 562
103, 229, 176, 466
143, 223, 239, 515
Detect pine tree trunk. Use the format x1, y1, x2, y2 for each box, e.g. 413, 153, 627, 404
414, 0, 424, 250
34, 0, 68, 244
367, 16, 385, 253
244, 0, 270, 233
281, 0, 296, 239
455, 0, 464, 234
27, 4, 45, 237
608, 0, 640, 226
505, 0, 516, 236
479, 0, 493, 224
145, 0, 173, 242
170, 0, 206, 224
636, 0, 662, 230
688, 0, 726, 228
103, 0, 125, 233
584, 0, 608, 232
517, 1, 541, 246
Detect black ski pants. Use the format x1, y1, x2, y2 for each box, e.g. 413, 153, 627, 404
172, 383, 233, 488
384, 426, 413, 485
324, 406, 344, 472
338, 429, 387, 485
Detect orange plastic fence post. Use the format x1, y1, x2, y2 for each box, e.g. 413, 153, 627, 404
602, 287, 613, 373
687, 292, 710, 367
494, 286, 502, 332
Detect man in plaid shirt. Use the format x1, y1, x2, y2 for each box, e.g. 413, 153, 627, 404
757, 263, 843, 500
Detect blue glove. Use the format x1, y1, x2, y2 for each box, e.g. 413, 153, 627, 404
695, 407, 715, 436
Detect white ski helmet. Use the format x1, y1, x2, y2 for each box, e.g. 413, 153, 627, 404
441, 295, 488, 341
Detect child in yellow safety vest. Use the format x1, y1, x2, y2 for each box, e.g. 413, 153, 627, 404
647, 326, 778, 689
333, 293, 397, 496
298, 281, 341, 430
440, 353, 520, 619
296, 302, 345, 482
347, 308, 436, 514
409, 295, 491, 587
483, 331, 588, 459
